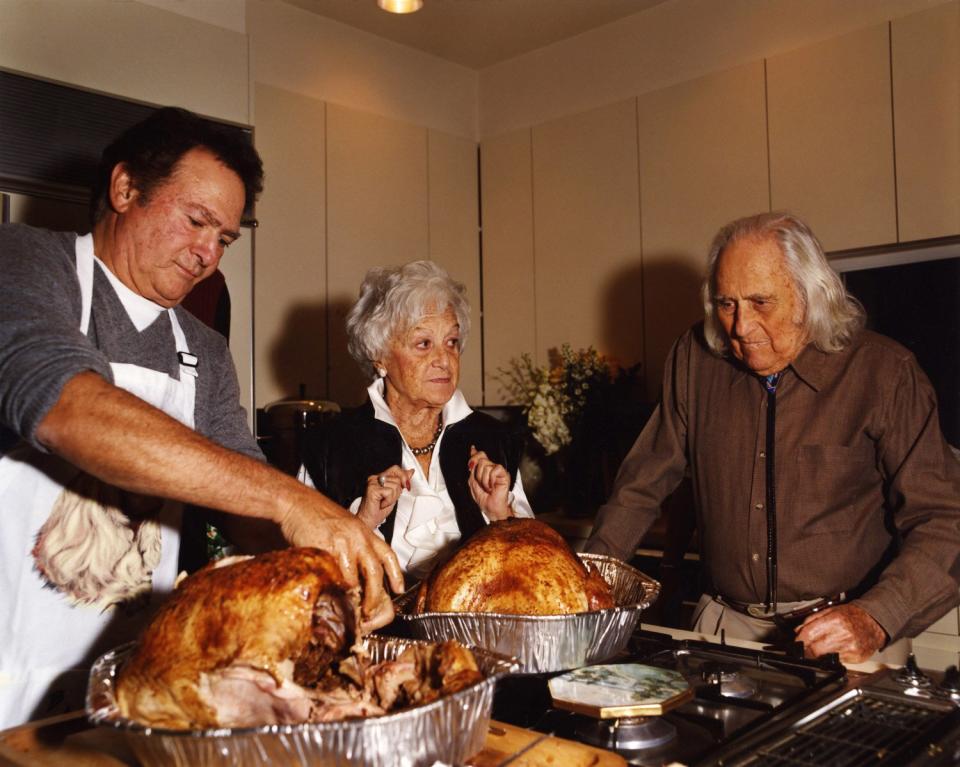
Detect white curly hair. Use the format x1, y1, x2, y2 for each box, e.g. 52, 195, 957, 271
346, 260, 471, 380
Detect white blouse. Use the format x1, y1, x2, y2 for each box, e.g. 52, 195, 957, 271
301, 379, 533, 578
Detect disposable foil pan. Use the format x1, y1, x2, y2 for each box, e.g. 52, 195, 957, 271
87, 635, 519, 767
394, 553, 660, 674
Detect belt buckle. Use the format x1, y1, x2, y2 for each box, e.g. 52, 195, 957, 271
747, 604, 773, 619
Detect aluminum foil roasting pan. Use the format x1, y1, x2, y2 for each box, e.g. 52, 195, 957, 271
87, 635, 519, 767
393, 553, 660, 674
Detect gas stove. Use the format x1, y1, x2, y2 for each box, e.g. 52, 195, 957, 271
491, 626, 960, 766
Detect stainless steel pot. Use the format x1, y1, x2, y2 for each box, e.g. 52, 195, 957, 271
260, 398, 340, 475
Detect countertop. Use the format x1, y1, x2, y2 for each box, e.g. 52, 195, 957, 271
0, 712, 627, 767
0, 623, 889, 766
640, 622, 891, 674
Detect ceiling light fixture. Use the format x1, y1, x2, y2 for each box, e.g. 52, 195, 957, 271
378, 0, 422, 13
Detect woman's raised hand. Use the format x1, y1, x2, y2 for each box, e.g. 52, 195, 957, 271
467, 445, 513, 520
357, 465, 413, 530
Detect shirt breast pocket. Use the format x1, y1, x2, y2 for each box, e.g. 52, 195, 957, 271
793, 444, 878, 534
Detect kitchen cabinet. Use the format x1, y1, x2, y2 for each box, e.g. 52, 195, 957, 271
479, 128, 537, 405
913, 626, 960, 672
892, 0, 960, 242
531, 99, 643, 374
925, 608, 960, 636
637, 61, 769, 397
255, 98, 482, 409
914, 602, 960, 671
767, 23, 897, 252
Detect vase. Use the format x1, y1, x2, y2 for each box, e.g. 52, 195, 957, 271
550, 446, 595, 518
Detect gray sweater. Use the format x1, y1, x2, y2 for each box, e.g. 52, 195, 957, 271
0, 223, 260, 460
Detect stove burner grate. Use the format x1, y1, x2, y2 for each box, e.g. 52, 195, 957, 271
727, 691, 953, 766
699, 661, 760, 699
575, 715, 677, 751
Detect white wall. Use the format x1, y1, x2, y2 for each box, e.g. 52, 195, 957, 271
0, 0, 249, 124
248, 0, 478, 140
479, 0, 949, 138
136, 0, 247, 34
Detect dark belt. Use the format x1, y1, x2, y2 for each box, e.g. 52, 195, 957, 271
715, 593, 846, 628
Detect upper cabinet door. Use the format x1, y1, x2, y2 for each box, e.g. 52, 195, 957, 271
428, 129, 482, 406
638, 61, 769, 398
480, 129, 537, 406
531, 99, 642, 371
253, 84, 327, 410
892, 0, 960, 242
326, 104, 429, 406
767, 24, 896, 252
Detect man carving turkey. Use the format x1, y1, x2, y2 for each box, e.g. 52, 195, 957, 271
0, 108, 401, 728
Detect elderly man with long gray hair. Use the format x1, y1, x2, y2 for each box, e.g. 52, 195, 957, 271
585, 211, 960, 664
300, 260, 533, 581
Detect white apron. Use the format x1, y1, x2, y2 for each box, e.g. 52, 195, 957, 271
0, 234, 195, 728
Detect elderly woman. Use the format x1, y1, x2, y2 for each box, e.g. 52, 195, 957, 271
300, 260, 533, 578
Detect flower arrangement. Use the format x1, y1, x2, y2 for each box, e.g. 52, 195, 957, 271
497, 344, 629, 455
498, 345, 645, 515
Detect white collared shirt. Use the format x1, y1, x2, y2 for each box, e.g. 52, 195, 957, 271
91, 248, 167, 331
301, 379, 533, 577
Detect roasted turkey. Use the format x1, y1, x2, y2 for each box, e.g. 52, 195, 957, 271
414, 518, 615, 615
115, 547, 482, 730
116, 547, 360, 729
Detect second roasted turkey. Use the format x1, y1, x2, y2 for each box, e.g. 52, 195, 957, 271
414, 518, 615, 615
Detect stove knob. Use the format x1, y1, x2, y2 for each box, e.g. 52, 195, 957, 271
896, 653, 932, 689
938, 665, 960, 699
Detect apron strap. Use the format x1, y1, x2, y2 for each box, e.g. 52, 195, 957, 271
168, 309, 198, 379
75, 234, 96, 336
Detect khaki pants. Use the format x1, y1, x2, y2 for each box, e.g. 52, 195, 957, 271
691, 593, 910, 665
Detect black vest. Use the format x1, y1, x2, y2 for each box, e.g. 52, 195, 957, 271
300, 401, 524, 546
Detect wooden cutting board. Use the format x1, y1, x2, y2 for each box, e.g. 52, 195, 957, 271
0, 713, 627, 767
467, 721, 627, 766
0, 713, 133, 767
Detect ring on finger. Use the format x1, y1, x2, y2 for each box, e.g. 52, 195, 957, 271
377, 474, 387, 487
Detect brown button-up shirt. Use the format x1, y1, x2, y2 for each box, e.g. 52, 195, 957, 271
586, 324, 960, 641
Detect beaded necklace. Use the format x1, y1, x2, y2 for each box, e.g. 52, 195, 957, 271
410, 415, 443, 456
